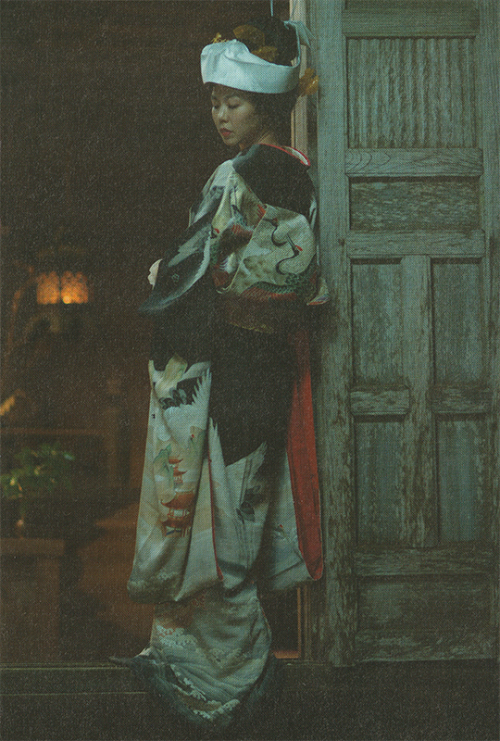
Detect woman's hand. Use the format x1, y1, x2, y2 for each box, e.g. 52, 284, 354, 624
148, 259, 162, 287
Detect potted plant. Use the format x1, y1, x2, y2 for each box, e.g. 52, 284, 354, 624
1, 441, 74, 537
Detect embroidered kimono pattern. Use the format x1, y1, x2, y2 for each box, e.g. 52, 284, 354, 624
121, 144, 327, 728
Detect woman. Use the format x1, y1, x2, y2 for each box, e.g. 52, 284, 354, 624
113, 16, 327, 729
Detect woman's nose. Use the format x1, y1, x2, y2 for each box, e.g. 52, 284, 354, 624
216, 105, 228, 122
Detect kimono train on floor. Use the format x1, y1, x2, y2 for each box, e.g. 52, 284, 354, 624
117, 143, 327, 728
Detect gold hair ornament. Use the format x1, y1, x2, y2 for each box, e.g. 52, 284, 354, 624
233, 25, 265, 48
298, 68, 319, 96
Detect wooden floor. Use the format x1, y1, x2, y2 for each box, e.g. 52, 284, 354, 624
2, 510, 499, 740
2, 507, 499, 740
1, 660, 498, 740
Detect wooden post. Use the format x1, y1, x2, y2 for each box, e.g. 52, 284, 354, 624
478, 0, 500, 656
310, 0, 356, 665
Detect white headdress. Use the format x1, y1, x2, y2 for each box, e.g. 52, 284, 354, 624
200, 20, 313, 94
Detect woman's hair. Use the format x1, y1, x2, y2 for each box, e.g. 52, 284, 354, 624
245, 87, 299, 141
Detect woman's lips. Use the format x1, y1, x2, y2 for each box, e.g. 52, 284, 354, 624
220, 129, 232, 138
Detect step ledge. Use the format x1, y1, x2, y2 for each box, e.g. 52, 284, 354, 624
0, 661, 334, 696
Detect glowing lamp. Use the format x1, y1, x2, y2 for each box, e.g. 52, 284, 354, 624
36, 270, 89, 305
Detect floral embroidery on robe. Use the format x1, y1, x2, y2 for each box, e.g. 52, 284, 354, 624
121, 144, 327, 728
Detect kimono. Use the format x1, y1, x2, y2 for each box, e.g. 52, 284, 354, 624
118, 143, 328, 728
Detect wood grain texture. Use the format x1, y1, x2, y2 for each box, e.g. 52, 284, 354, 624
350, 178, 479, 231
347, 38, 477, 147
432, 260, 487, 385
355, 420, 404, 544
437, 417, 488, 542
351, 262, 403, 385
346, 0, 478, 6
478, 0, 500, 601
356, 630, 495, 662
350, 388, 410, 416
431, 387, 491, 414
347, 230, 485, 259
401, 256, 436, 547
310, 0, 498, 666
358, 578, 490, 631
313, 0, 357, 666
343, 6, 479, 38
354, 545, 496, 577
345, 149, 483, 177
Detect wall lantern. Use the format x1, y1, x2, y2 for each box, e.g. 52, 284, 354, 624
36, 270, 90, 305
35, 236, 91, 307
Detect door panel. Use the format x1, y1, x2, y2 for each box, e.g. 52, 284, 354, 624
347, 37, 477, 148
432, 260, 487, 384
355, 419, 404, 543
352, 261, 403, 385
350, 177, 480, 230
437, 417, 489, 542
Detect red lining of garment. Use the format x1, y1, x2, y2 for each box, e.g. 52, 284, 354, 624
287, 329, 323, 580
207, 451, 224, 581
259, 142, 311, 167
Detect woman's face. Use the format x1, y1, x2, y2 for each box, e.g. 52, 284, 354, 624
211, 85, 274, 150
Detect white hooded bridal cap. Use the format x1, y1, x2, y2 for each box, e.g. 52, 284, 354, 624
200, 19, 313, 94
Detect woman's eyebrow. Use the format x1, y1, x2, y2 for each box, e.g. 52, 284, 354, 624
211, 93, 241, 103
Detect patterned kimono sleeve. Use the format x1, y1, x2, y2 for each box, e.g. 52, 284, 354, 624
209, 168, 328, 332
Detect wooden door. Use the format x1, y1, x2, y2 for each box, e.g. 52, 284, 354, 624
306, 0, 499, 664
